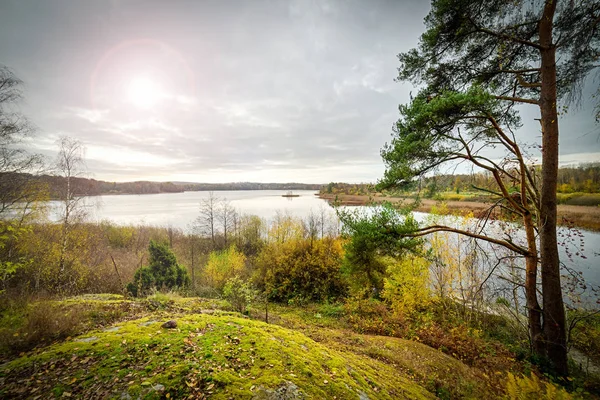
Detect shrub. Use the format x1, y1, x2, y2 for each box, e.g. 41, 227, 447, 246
343, 294, 406, 337
103, 223, 135, 248
339, 204, 422, 297
569, 310, 600, 364
382, 254, 430, 318
255, 237, 347, 303
223, 276, 256, 314
204, 246, 246, 292
126, 240, 190, 297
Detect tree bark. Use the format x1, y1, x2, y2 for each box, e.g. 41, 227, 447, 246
538, 0, 568, 376
523, 212, 544, 355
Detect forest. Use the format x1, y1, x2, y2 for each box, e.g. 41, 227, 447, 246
1, 173, 322, 199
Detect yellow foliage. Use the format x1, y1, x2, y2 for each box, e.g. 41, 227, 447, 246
382, 254, 430, 318
204, 246, 246, 291
267, 212, 304, 243
505, 373, 573, 400
427, 209, 481, 303
255, 237, 346, 302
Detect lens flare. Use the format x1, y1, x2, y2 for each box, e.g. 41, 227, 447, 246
127, 76, 162, 109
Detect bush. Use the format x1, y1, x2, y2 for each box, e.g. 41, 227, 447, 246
204, 246, 246, 292
343, 294, 406, 337
126, 240, 190, 297
382, 254, 430, 318
223, 276, 256, 314
255, 237, 347, 303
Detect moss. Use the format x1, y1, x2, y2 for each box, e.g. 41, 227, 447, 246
261, 303, 503, 398
0, 313, 434, 399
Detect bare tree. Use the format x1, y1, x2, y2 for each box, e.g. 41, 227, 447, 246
218, 198, 237, 245
196, 191, 220, 246
0, 65, 46, 219
55, 136, 86, 287
303, 210, 319, 247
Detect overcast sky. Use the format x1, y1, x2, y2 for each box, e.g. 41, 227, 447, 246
0, 0, 598, 183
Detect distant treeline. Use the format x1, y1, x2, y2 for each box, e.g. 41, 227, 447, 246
321, 164, 600, 196
180, 182, 322, 191
36, 175, 184, 198
321, 182, 374, 196
4, 173, 323, 198
417, 164, 600, 195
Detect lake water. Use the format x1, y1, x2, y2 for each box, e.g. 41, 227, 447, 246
48, 190, 600, 300
51, 190, 330, 230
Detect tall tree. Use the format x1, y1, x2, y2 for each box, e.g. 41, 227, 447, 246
196, 191, 220, 247
0, 66, 47, 291
386, 0, 599, 376
55, 136, 87, 291
217, 198, 237, 245
381, 87, 544, 354
0, 65, 46, 218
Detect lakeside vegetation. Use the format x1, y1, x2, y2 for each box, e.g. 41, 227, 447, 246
322, 163, 600, 207
319, 167, 600, 231
1, 206, 599, 397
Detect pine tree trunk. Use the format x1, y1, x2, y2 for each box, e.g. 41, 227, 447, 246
538, 0, 568, 376
523, 212, 543, 355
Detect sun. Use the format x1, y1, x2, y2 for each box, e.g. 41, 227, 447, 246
127, 76, 162, 109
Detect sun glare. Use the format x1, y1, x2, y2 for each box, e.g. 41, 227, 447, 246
127, 76, 162, 109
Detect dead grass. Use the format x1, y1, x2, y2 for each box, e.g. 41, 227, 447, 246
0, 297, 137, 359
320, 194, 600, 231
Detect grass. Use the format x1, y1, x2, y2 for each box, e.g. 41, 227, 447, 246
0, 295, 593, 399
557, 193, 600, 207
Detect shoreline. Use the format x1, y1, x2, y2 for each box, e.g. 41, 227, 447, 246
319, 193, 600, 232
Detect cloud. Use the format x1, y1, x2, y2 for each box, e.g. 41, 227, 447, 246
1, 0, 598, 183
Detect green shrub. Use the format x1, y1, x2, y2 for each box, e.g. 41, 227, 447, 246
223, 276, 256, 314
126, 240, 190, 297
255, 237, 347, 303
204, 246, 246, 292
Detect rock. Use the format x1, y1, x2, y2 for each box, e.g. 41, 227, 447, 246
151, 383, 165, 392
252, 381, 304, 399
138, 320, 157, 327
75, 336, 98, 343
161, 320, 177, 329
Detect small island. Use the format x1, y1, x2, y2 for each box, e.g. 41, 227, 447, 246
281, 190, 300, 197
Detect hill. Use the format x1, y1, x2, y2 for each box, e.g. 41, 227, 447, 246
0, 295, 507, 399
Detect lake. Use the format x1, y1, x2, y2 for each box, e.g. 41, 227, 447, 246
48, 190, 600, 299
50, 190, 330, 230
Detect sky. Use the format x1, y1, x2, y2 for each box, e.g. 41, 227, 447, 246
0, 0, 598, 184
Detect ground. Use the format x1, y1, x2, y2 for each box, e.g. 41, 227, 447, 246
0, 295, 509, 399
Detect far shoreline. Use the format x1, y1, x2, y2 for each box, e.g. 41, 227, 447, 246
319, 193, 600, 232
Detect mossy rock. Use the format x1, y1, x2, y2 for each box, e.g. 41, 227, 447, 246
0, 314, 434, 399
